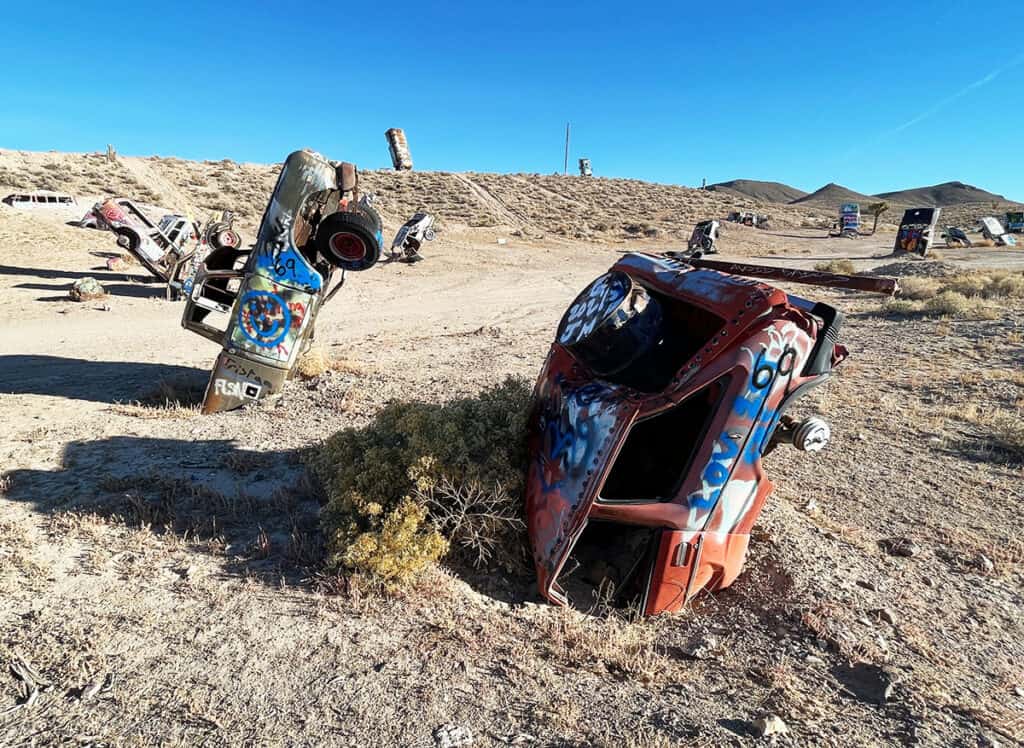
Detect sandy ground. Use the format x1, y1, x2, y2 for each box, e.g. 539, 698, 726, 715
1, 166, 1023, 747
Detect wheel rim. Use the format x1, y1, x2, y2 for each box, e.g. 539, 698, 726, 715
329, 232, 366, 261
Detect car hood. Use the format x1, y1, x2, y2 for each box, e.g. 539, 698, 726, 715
525, 345, 641, 604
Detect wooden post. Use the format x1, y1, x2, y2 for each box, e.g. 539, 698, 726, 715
563, 122, 570, 176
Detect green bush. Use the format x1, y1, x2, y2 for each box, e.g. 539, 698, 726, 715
309, 377, 533, 586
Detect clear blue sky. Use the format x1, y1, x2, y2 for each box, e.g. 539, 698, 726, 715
1, 0, 1021, 199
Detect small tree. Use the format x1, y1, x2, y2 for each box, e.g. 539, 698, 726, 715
867, 201, 889, 234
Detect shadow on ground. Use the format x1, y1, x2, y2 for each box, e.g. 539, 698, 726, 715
3, 434, 320, 585
0, 355, 207, 403
0, 262, 153, 283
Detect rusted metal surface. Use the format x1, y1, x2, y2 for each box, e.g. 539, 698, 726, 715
685, 258, 899, 295
385, 128, 413, 171
526, 252, 852, 615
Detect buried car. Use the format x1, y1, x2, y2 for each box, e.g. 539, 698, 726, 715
942, 226, 972, 248
93, 198, 200, 285
980, 216, 1018, 247
687, 219, 720, 253
180, 149, 437, 414
166, 210, 242, 300
830, 203, 861, 238
181, 149, 383, 413
386, 212, 435, 263
895, 207, 941, 256
526, 252, 897, 616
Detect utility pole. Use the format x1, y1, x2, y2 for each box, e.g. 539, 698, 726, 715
563, 122, 570, 176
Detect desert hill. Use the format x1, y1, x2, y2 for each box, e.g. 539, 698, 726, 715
0, 149, 821, 239
707, 179, 807, 204
789, 182, 879, 207
875, 181, 1009, 206
3, 149, 1018, 236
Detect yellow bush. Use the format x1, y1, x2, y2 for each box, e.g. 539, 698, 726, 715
310, 377, 533, 585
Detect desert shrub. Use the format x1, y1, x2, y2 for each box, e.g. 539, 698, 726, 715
944, 274, 992, 298
881, 298, 921, 316
988, 274, 1024, 298
294, 344, 329, 380
897, 277, 940, 300
310, 377, 533, 586
924, 291, 971, 316
989, 410, 1024, 462
944, 271, 1024, 300
814, 259, 856, 274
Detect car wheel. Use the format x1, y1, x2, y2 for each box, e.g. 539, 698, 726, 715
557, 271, 663, 378
315, 211, 382, 271
114, 228, 139, 252
213, 229, 241, 250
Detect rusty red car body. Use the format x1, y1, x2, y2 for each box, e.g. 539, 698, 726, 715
526, 252, 857, 616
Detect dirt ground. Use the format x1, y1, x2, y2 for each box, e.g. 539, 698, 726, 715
1, 157, 1023, 747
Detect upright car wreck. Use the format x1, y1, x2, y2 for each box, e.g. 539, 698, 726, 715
181, 149, 384, 413
895, 207, 940, 256
526, 253, 897, 615
830, 203, 861, 238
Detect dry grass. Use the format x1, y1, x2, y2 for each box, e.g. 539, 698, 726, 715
985, 409, 1024, 461
294, 344, 330, 380
814, 259, 857, 274
112, 401, 201, 419
329, 356, 366, 375
897, 276, 941, 300
536, 603, 669, 683
881, 268, 1024, 319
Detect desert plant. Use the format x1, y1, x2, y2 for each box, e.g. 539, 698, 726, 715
310, 377, 533, 585
866, 201, 889, 234
924, 290, 971, 316
294, 344, 330, 380
989, 410, 1024, 462
814, 259, 856, 275
897, 277, 940, 300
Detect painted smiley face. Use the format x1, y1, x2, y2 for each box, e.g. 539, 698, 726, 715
237, 290, 292, 348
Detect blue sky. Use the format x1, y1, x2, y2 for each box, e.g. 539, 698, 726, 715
1, 0, 1021, 199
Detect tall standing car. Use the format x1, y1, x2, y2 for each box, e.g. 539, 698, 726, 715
895, 207, 941, 256
181, 150, 384, 414
526, 252, 898, 616
687, 219, 720, 254
830, 203, 861, 238
387, 212, 435, 263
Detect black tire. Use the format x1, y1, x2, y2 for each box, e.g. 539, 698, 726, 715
114, 227, 139, 252
212, 229, 241, 250
557, 271, 663, 380
314, 210, 381, 271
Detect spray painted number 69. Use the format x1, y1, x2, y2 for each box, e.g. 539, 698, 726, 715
274, 258, 297, 277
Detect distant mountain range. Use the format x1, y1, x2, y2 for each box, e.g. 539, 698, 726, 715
790, 182, 876, 207
706, 179, 807, 204
710, 179, 1015, 207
